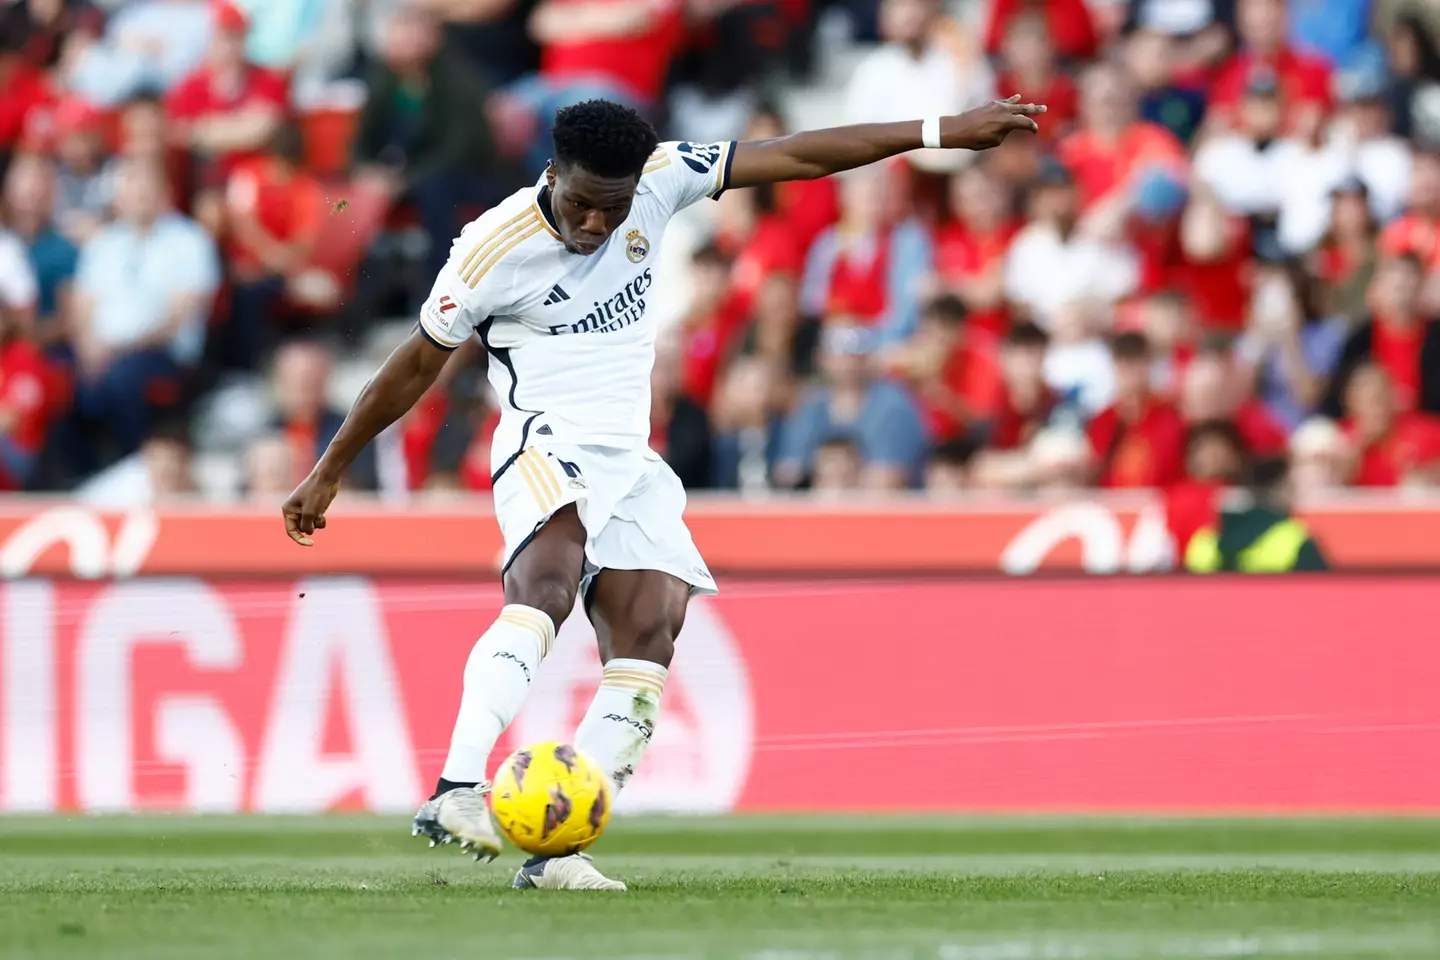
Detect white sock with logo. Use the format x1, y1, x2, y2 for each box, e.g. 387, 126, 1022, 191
439, 604, 556, 786
573, 658, 668, 793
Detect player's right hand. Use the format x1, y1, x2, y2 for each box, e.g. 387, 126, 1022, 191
282, 472, 341, 546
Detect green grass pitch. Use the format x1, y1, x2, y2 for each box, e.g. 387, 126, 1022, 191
3, 815, 1440, 959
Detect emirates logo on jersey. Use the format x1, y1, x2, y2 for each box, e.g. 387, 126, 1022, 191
547, 268, 653, 336
625, 229, 649, 263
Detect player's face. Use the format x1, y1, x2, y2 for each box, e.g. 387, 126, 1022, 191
547, 164, 638, 256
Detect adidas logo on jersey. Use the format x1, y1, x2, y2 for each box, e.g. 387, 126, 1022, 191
543, 285, 571, 305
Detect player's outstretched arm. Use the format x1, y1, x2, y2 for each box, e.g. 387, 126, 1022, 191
725, 96, 1046, 189
281, 328, 452, 545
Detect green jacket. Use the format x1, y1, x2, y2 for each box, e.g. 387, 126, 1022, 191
353, 46, 498, 190
1184, 505, 1328, 574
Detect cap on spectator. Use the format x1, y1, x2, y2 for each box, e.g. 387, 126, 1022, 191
822, 324, 876, 357
213, 0, 249, 33
1244, 67, 1282, 99
53, 97, 105, 138
1330, 174, 1369, 198
1033, 156, 1074, 188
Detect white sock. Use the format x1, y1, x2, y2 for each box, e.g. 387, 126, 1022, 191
440, 604, 555, 784
574, 658, 668, 792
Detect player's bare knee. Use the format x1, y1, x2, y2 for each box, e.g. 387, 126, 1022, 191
613, 617, 679, 667
508, 574, 577, 627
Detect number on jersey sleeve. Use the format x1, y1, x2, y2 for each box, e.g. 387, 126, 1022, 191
417, 212, 532, 349
643, 141, 737, 214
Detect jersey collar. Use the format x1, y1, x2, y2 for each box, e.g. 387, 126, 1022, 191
533, 183, 563, 243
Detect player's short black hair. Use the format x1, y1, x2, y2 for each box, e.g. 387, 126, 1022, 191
1006, 321, 1049, 349
552, 100, 659, 180
1110, 330, 1150, 361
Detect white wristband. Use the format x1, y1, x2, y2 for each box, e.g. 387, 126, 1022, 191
920, 116, 942, 150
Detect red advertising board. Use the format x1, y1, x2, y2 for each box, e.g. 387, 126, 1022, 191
0, 494, 1438, 577
2, 576, 1437, 813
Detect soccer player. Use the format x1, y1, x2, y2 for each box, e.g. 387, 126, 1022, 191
281, 97, 1044, 890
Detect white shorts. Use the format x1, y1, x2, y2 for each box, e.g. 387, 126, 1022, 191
494, 443, 718, 598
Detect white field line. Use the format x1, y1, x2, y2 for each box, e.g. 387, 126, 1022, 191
510, 927, 1440, 960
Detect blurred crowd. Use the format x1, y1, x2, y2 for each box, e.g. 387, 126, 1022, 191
1, 0, 1440, 513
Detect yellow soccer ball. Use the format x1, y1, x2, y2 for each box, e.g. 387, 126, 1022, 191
489, 742, 613, 857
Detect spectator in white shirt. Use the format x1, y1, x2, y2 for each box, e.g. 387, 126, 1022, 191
0, 229, 38, 335
73, 159, 219, 459
1004, 157, 1139, 333
1193, 68, 1293, 219
1276, 63, 1413, 253
845, 0, 993, 174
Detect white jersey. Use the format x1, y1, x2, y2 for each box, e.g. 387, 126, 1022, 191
418, 140, 736, 477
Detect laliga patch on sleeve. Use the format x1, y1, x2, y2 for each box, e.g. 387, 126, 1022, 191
424, 291, 460, 335
677, 142, 723, 175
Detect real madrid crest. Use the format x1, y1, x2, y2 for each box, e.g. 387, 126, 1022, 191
625, 229, 650, 263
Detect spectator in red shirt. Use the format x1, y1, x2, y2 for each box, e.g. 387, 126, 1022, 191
1378, 151, 1440, 312
996, 12, 1078, 141
510, 0, 682, 171
712, 184, 804, 322
800, 166, 933, 343
1323, 253, 1440, 418
984, 0, 1096, 62
1137, 289, 1195, 397
987, 320, 1055, 451
0, 300, 54, 489
675, 243, 739, 408
0, 28, 51, 154
1164, 181, 1252, 331
1058, 62, 1187, 212
166, 2, 286, 190
1342, 361, 1440, 487
221, 125, 334, 370
1179, 339, 1288, 457
1088, 331, 1187, 487
1209, 0, 1332, 131
744, 104, 838, 256
935, 163, 1016, 337
883, 293, 991, 441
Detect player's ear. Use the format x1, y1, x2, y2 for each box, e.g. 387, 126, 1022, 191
544, 162, 557, 188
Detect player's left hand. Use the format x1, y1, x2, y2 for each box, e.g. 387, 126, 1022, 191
282, 472, 341, 547
945, 95, 1047, 150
